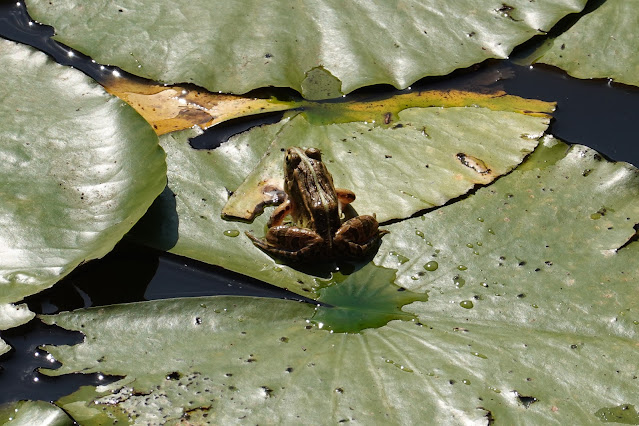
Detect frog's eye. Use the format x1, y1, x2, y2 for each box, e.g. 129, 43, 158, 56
305, 147, 322, 161
286, 151, 301, 168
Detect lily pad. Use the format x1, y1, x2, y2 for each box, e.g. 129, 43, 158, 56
43, 137, 639, 423
0, 304, 35, 356
533, 0, 639, 87
132, 105, 550, 298
0, 400, 74, 426
0, 39, 167, 305
25, 0, 586, 98
223, 108, 549, 222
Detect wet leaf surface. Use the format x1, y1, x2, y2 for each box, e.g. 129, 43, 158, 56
25, 0, 586, 97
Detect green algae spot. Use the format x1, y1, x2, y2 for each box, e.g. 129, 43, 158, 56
466, 243, 474, 248
424, 261, 439, 271
471, 351, 488, 359
311, 263, 428, 333
590, 212, 602, 220
457, 265, 468, 271
462, 379, 471, 385
415, 230, 425, 238
595, 404, 639, 424
223, 230, 240, 237
460, 300, 474, 309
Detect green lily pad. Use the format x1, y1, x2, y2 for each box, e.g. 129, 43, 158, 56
131, 106, 550, 298
0, 304, 35, 356
533, 0, 639, 87
0, 400, 74, 426
0, 39, 167, 306
25, 0, 586, 98
223, 108, 548, 222
41, 137, 639, 424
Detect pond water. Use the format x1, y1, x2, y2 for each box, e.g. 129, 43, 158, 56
1, 0, 638, 406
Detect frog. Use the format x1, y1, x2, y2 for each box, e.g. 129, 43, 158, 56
246, 147, 388, 261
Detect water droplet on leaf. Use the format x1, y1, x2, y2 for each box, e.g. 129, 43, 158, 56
460, 300, 474, 309
424, 261, 439, 271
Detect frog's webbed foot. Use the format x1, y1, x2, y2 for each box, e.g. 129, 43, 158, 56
246, 225, 324, 261
334, 215, 389, 257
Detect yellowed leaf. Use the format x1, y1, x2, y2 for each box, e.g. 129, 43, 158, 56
102, 76, 299, 135
301, 89, 555, 126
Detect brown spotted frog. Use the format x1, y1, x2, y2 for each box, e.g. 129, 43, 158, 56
246, 147, 387, 260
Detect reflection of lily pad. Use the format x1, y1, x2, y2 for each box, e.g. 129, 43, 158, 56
533, 0, 639, 87
132, 105, 550, 298
46, 137, 639, 424
0, 39, 166, 306
26, 0, 586, 97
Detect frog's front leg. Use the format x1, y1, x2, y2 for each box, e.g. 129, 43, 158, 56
335, 188, 356, 208
246, 225, 324, 260
333, 215, 389, 257
267, 198, 292, 227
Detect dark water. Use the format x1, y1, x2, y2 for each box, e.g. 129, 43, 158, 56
1, 0, 638, 406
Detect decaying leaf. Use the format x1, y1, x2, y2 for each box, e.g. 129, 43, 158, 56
103, 76, 299, 135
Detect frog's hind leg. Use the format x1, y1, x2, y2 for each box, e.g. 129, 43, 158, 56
334, 215, 389, 257
246, 226, 324, 261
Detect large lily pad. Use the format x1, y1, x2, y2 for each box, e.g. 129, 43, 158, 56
534, 0, 639, 87
25, 0, 586, 98
0, 39, 167, 305
131, 105, 550, 298
42, 138, 639, 424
